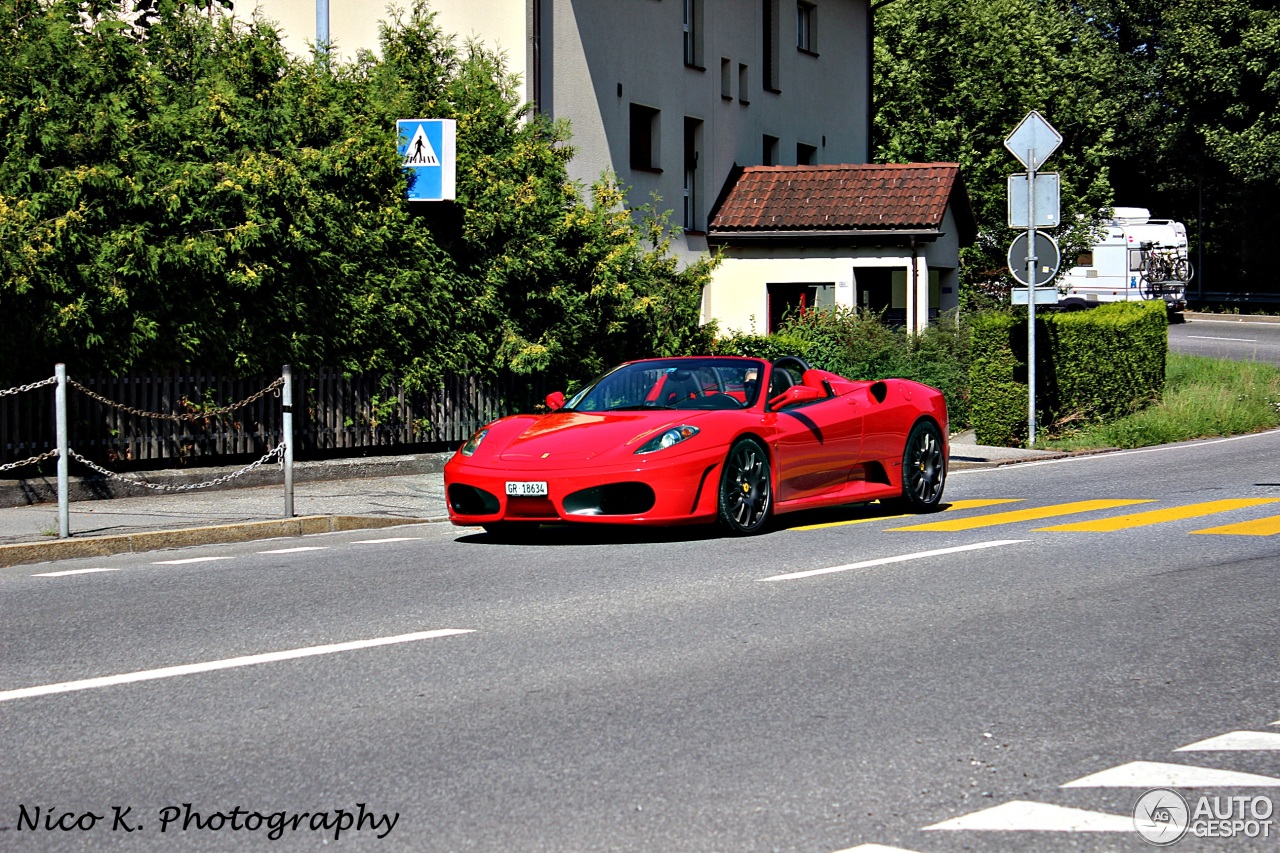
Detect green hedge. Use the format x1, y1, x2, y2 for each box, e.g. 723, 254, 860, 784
969, 301, 1168, 446
970, 312, 1028, 446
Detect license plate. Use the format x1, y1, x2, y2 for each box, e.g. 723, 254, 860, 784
506, 481, 548, 497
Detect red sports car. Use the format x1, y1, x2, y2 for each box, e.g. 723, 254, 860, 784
444, 355, 948, 538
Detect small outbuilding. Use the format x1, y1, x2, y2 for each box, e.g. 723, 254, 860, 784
704, 163, 977, 335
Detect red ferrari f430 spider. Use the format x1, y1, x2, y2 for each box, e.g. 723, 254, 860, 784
444, 356, 948, 538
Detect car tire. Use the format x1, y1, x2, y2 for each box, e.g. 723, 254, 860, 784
717, 438, 773, 535
887, 420, 946, 513
482, 522, 540, 543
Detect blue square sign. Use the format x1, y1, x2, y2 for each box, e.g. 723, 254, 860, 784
397, 119, 456, 201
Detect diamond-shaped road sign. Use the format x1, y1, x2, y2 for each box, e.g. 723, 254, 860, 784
1004, 110, 1062, 171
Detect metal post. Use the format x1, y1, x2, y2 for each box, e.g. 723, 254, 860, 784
317, 0, 329, 49
1026, 155, 1038, 447
55, 363, 69, 539
282, 365, 294, 518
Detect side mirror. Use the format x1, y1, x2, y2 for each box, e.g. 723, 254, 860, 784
769, 385, 825, 410
545, 391, 565, 412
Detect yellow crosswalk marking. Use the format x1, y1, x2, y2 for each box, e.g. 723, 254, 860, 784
1191, 514, 1280, 536
886, 499, 1152, 532
792, 499, 1023, 531
1037, 498, 1280, 532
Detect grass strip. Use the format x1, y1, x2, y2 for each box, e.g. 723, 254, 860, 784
1037, 352, 1280, 451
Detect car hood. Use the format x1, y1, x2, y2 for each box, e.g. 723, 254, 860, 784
496, 409, 711, 462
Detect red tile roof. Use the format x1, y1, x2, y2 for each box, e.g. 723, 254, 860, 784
708, 163, 975, 242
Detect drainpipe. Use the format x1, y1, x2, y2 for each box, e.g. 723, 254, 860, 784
910, 235, 920, 336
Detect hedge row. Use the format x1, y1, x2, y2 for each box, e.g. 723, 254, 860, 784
970, 301, 1168, 446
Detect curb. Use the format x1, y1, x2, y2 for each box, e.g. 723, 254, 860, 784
1182, 311, 1280, 324
949, 454, 1067, 470
0, 514, 447, 569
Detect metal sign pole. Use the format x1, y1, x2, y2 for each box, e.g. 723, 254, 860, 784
1026, 156, 1037, 446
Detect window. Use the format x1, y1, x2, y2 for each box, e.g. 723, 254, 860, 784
767, 283, 835, 333
684, 117, 703, 230
683, 0, 704, 67
762, 0, 780, 92
763, 134, 779, 167
738, 63, 750, 104
797, 1, 816, 53
629, 104, 661, 172
721, 58, 732, 99
797, 142, 817, 165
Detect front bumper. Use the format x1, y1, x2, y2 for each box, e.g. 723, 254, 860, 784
444, 450, 725, 527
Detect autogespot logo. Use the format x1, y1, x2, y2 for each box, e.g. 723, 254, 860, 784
1134, 788, 1190, 846
1135, 789, 1276, 845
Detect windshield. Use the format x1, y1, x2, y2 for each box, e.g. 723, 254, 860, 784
563, 358, 767, 412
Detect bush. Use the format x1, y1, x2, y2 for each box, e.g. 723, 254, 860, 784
713, 307, 974, 430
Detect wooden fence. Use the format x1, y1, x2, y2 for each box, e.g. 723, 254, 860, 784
0, 369, 549, 471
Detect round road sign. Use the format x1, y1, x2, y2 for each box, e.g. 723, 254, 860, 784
1007, 230, 1061, 286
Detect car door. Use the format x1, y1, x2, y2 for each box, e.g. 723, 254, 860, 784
769, 376, 863, 503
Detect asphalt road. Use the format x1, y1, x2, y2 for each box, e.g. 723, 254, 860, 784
3, 430, 1279, 852
1170, 317, 1280, 365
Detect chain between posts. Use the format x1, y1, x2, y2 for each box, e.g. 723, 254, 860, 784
65, 376, 285, 420
0, 376, 57, 397
0, 449, 60, 474
65, 443, 288, 492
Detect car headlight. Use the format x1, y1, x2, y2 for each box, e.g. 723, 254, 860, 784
635, 425, 700, 455
460, 427, 489, 457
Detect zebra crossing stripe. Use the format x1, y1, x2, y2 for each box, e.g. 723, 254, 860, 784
793, 499, 1022, 531
1036, 498, 1280, 532
1061, 760, 1280, 788
921, 800, 1132, 832
1175, 731, 1280, 751
1191, 513, 1280, 536
887, 499, 1151, 532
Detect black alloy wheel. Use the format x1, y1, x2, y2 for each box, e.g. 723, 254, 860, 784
717, 438, 773, 535
895, 420, 946, 512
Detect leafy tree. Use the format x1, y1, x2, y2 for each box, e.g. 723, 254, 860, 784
1072, 0, 1280, 295
0, 0, 713, 387
872, 0, 1126, 308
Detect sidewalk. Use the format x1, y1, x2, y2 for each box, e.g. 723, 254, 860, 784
0, 437, 1062, 567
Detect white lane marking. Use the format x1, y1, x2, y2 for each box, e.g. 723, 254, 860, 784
830, 846, 926, 853
1272, 719, 1280, 726
154, 556, 235, 565
1062, 760, 1280, 788
759, 540, 1027, 582
32, 568, 120, 578
922, 800, 1132, 832
350, 537, 420, 544
1175, 731, 1280, 751
1186, 335, 1258, 343
0, 629, 474, 703
954, 428, 1280, 474
259, 546, 329, 554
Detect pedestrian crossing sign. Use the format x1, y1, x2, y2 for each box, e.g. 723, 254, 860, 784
397, 118, 456, 201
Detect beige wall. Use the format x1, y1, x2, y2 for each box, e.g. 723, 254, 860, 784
249, 0, 527, 69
